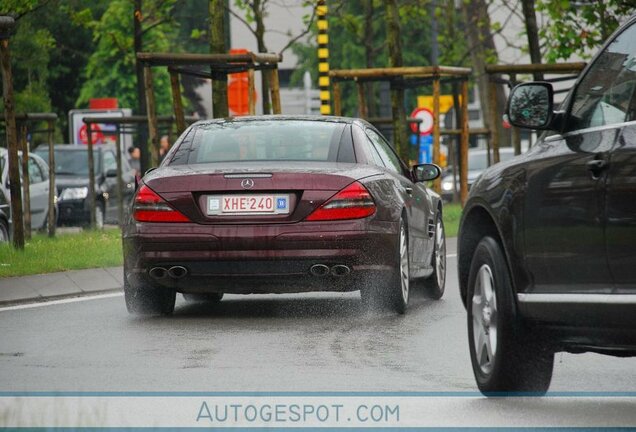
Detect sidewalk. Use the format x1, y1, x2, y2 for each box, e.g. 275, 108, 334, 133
0, 267, 123, 305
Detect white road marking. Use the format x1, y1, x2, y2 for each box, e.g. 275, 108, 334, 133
0, 292, 123, 313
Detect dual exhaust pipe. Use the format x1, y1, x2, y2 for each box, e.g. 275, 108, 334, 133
310, 264, 351, 277
150, 264, 349, 279
149, 265, 188, 280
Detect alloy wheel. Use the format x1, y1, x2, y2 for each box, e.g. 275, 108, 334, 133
399, 222, 409, 303
471, 264, 497, 375
435, 218, 446, 289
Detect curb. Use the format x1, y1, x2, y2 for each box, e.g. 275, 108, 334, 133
0, 266, 123, 306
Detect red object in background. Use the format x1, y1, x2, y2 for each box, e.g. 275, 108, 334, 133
78, 123, 105, 145
228, 49, 253, 116
89, 98, 118, 110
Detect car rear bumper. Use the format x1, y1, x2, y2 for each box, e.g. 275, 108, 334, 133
123, 219, 398, 294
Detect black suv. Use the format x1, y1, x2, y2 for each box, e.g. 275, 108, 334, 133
458, 15, 636, 394
36, 144, 136, 228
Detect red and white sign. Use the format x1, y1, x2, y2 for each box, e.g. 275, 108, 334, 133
78, 123, 105, 145
410, 107, 435, 136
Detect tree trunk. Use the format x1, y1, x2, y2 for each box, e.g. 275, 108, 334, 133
461, 0, 508, 154
210, 0, 228, 118
521, 0, 543, 80
0, 38, 24, 249
364, 0, 376, 118
253, 0, 271, 115
384, 0, 408, 160
134, 0, 151, 174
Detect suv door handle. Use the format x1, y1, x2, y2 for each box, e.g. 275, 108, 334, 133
405, 187, 413, 196
586, 159, 609, 174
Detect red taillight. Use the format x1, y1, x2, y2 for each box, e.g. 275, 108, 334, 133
133, 184, 190, 223
306, 181, 376, 221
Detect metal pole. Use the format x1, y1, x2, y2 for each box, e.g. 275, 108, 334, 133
87, 122, 97, 229
19, 122, 31, 239
47, 119, 56, 237
115, 125, 124, 227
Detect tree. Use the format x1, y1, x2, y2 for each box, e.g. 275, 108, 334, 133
536, 0, 634, 62
384, 0, 408, 159
76, 0, 175, 115
210, 0, 228, 117
229, 0, 316, 114
462, 0, 508, 152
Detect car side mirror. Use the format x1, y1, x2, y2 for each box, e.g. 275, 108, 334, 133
105, 168, 118, 178
412, 163, 441, 182
506, 82, 554, 130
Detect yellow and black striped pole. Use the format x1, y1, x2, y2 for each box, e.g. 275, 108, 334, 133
317, 0, 331, 115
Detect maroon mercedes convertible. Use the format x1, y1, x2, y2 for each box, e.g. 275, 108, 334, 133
123, 116, 445, 315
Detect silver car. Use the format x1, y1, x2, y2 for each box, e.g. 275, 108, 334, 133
0, 148, 53, 237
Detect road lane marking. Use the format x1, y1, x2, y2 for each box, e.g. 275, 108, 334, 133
0, 292, 123, 312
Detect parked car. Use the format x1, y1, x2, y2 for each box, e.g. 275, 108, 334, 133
123, 116, 446, 315
35, 144, 136, 228
0, 180, 10, 243
0, 148, 53, 236
458, 15, 636, 395
440, 148, 520, 201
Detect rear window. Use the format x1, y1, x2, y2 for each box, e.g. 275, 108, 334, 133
176, 120, 350, 165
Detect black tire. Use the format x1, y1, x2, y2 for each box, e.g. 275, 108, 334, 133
423, 212, 446, 300
467, 236, 554, 395
361, 218, 409, 314
0, 219, 9, 243
183, 293, 224, 303
124, 275, 176, 316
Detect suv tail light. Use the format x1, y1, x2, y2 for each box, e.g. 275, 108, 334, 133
133, 184, 190, 223
306, 181, 376, 221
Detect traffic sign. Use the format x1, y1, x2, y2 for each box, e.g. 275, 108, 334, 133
410, 107, 434, 136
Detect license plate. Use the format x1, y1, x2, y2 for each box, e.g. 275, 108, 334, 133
207, 194, 290, 215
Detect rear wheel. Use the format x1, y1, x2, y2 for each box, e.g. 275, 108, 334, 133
183, 293, 224, 303
424, 212, 446, 299
361, 218, 409, 314
467, 236, 554, 395
124, 273, 176, 315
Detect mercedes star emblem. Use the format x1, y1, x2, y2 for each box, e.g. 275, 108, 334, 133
241, 178, 255, 189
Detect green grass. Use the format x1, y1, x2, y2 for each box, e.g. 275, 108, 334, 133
0, 228, 123, 278
443, 202, 463, 238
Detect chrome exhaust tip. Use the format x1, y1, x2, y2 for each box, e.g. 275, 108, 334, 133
310, 264, 330, 277
167, 266, 188, 279
331, 264, 351, 276
148, 267, 168, 280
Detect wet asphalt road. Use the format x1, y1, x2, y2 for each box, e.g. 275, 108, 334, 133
1, 243, 635, 395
